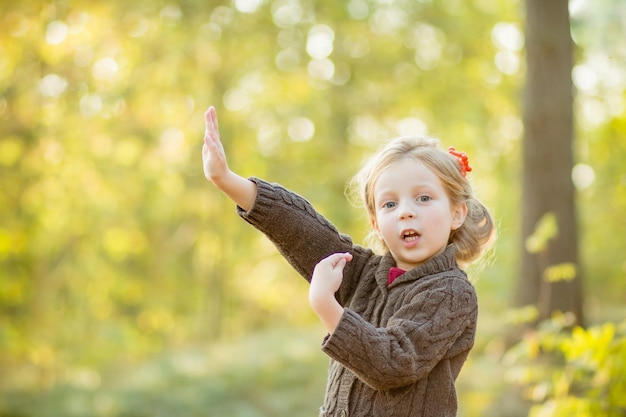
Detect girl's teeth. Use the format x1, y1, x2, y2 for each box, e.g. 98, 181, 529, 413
403, 232, 419, 241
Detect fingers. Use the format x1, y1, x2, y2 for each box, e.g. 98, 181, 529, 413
204, 106, 220, 145
322, 252, 352, 270
206, 106, 218, 132
204, 106, 227, 162
334, 252, 353, 266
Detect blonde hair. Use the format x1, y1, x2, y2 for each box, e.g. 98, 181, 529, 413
349, 136, 495, 265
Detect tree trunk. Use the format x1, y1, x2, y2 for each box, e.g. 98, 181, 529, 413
518, 0, 584, 326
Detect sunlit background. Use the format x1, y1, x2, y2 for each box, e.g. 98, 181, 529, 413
1, 0, 625, 416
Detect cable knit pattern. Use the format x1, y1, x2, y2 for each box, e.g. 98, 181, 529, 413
237, 178, 478, 417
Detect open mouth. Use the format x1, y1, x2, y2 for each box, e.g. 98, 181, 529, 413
402, 230, 420, 242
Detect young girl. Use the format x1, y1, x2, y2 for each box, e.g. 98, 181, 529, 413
202, 106, 495, 417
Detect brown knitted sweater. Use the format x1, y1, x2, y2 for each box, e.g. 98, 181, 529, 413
237, 178, 478, 417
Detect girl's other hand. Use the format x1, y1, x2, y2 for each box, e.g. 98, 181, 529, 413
310, 252, 353, 299
309, 252, 352, 333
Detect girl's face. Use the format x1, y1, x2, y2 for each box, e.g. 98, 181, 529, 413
371, 158, 467, 271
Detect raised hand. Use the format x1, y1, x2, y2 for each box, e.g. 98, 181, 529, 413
201, 106, 257, 211
202, 106, 229, 184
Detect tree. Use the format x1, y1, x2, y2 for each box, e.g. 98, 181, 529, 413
517, 0, 584, 325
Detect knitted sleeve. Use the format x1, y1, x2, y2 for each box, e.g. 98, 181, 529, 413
321, 274, 477, 391
236, 178, 369, 284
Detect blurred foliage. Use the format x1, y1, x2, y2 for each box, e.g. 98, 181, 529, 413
504, 314, 626, 417
0, 326, 330, 417
524, 212, 557, 254
0, 0, 625, 416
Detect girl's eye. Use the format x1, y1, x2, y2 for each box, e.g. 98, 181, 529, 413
382, 201, 396, 209
418, 195, 432, 202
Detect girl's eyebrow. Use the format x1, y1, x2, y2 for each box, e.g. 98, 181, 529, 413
373, 189, 397, 200
378, 183, 437, 195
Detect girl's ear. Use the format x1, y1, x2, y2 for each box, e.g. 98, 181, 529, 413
451, 203, 468, 230
370, 217, 383, 239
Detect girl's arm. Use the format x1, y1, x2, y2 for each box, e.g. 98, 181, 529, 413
202, 106, 256, 211
237, 178, 364, 285
322, 273, 477, 391
203, 106, 370, 298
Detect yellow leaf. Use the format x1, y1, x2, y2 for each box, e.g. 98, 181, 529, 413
543, 263, 577, 282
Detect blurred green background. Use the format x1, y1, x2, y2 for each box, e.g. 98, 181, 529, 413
1, 0, 625, 416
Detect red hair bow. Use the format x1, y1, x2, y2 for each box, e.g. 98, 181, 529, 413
448, 147, 472, 178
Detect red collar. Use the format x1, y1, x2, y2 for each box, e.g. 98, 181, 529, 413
387, 267, 405, 285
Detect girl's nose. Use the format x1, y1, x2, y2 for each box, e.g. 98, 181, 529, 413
398, 202, 416, 219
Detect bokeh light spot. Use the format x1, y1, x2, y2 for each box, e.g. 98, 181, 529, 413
288, 117, 315, 142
